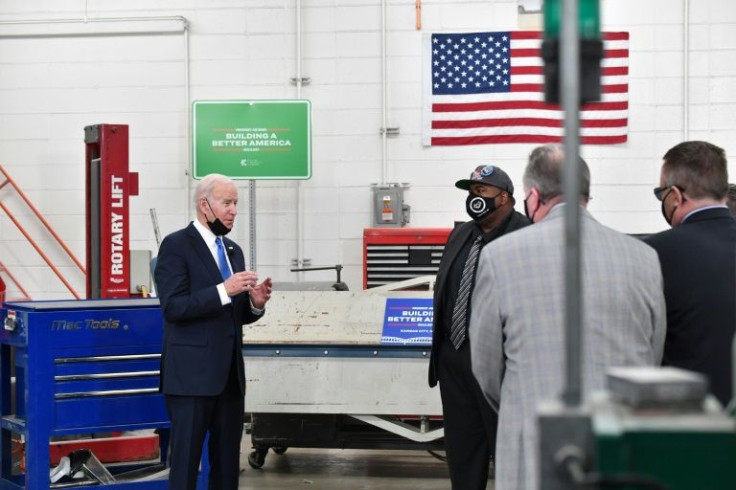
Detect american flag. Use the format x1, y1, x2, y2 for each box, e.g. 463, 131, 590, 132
422, 31, 629, 146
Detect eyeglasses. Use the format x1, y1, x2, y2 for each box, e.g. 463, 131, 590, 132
653, 186, 669, 201
653, 186, 682, 202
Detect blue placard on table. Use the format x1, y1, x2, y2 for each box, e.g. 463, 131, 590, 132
381, 297, 433, 345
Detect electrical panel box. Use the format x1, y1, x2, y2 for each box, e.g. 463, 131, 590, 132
371, 184, 410, 227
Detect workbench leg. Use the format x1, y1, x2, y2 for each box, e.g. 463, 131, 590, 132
0, 345, 11, 482
25, 427, 51, 489
0, 428, 11, 484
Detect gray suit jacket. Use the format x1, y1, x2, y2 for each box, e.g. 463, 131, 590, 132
469, 205, 666, 490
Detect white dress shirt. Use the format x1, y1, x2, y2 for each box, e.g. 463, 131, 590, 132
191, 219, 263, 314
192, 219, 233, 305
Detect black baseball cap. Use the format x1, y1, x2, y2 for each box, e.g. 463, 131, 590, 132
455, 164, 514, 195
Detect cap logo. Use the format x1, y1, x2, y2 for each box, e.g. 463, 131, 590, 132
471, 165, 495, 181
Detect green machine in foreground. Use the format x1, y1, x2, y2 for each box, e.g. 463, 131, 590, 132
595, 384, 736, 489
539, 367, 736, 490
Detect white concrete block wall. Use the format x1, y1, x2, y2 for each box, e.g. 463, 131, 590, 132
1, 0, 735, 299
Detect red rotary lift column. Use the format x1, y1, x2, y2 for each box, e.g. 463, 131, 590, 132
84, 124, 140, 299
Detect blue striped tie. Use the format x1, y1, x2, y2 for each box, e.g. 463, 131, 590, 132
449, 235, 484, 350
215, 237, 232, 280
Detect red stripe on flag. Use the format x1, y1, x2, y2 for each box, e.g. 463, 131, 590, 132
510, 48, 629, 60
431, 134, 628, 145
602, 32, 629, 41
582, 135, 628, 144
604, 49, 629, 58
511, 66, 543, 75
582, 118, 628, 128
432, 100, 628, 112
510, 48, 540, 57
603, 66, 629, 76
432, 118, 628, 129
433, 118, 561, 129
433, 101, 554, 112
511, 31, 628, 41
511, 31, 542, 40
603, 84, 628, 93
512, 83, 543, 92
433, 134, 563, 145
511, 66, 629, 76
582, 101, 629, 111
511, 83, 628, 94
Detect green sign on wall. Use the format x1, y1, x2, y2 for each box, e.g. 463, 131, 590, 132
192, 100, 311, 179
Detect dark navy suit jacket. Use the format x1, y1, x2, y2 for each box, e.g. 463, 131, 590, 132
645, 207, 736, 406
154, 222, 262, 397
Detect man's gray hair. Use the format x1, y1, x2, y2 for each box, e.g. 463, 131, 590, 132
193, 174, 233, 207
523, 144, 590, 201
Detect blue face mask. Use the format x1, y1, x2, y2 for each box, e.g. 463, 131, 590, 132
466, 193, 500, 222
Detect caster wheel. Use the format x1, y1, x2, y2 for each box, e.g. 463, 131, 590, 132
272, 447, 288, 455
247, 449, 267, 469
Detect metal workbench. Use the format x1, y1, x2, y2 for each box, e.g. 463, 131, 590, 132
242, 278, 444, 468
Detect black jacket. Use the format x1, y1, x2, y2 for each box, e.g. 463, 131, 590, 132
644, 207, 736, 406
429, 210, 531, 387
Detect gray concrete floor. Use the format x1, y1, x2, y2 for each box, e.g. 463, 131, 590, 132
237, 446, 475, 490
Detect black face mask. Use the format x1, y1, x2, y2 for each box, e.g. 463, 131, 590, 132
466, 193, 500, 222
524, 197, 537, 222
204, 198, 232, 236
659, 186, 684, 227
660, 198, 675, 227
524, 190, 546, 223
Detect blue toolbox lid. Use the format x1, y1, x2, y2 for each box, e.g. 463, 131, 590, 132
3, 298, 160, 312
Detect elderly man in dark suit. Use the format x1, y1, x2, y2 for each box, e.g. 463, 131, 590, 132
155, 174, 272, 490
645, 141, 736, 407
428, 164, 530, 490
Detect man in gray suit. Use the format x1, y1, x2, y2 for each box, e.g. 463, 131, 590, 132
468, 144, 666, 490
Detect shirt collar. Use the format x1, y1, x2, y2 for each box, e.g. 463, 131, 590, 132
193, 218, 218, 246
681, 204, 729, 224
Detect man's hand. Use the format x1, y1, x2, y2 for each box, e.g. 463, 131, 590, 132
250, 277, 273, 309
223, 271, 259, 297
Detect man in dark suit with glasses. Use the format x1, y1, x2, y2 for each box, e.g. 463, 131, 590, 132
645, 141, 736, 407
